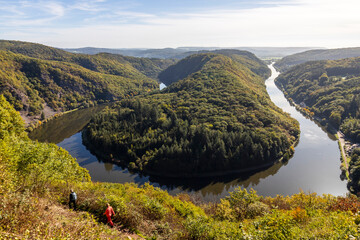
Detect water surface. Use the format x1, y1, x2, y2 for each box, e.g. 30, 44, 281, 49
30, 65, 348, 201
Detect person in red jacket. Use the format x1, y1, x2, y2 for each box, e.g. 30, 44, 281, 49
104, 203, 115, 227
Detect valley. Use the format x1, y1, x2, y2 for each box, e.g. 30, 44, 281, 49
29, 63, 347, 200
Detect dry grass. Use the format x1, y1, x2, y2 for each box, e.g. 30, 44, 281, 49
0, 193, 144, 240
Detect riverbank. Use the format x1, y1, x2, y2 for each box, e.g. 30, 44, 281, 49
20, 102, 61, 127
337, 131, 350, 179
26, 108, 79, 132
274, 79, 351, 178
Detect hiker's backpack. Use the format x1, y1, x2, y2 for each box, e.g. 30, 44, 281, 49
70, 192, 77, 201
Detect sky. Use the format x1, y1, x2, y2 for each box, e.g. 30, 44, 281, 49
0, 0, 359, 48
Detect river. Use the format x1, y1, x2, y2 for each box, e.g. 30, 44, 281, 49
29, 64, 348, 201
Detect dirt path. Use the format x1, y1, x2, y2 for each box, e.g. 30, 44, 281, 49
337, 131, 348, 170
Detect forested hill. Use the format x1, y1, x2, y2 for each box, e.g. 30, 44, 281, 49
275, 57, 360, 131
0, 40, 179, 121
0, 50, 158, 119
274, 47, 360, 72
0, 40, 175, 79
158, 50, 270, 86
275, 57, 360, 193
84, 53, 299, 177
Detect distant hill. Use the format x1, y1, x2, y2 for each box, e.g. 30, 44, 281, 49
83, 52, 299, 177
274, 47, 360, 72
0, 40, 175, 79
64, 46, 320, 59
0, 40, 161, 121
158, 49, 270, 86
94, 52, 176, 79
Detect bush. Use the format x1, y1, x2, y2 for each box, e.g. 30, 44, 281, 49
226, 187, 260, 220
143, 197, 168, 220
247, 202, 270, 219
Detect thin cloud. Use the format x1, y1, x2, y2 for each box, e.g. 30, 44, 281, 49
114, 11, 156, 19
0, 0, 359, 48
71, 1, 106, 12
42, 1, 65, 17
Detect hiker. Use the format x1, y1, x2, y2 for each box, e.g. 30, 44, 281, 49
104, 203, 115, 227
69, 189, 77, 210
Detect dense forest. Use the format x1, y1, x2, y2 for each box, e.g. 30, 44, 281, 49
84, 52, 299, 177
275, 57, 360, 193
0, 50, 158, 117
0, 40, 176, 79
158, 49, 270, 86
275, 47, 360, 72
0, 40, 176, 119
276, 57, 360, 132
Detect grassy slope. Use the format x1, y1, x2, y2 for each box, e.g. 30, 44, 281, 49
84, 53, 299, 176
274, 47, 360, 72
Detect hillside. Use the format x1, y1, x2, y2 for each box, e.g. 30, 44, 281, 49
158, 49, 270, 86
0, 40, 175, 79
0, 50, 158, 121
275, 57, 360, 193
0, 40, 171, 122
275, 47, 360, 72
83, 53, 299, 177
95, 52, 176, 79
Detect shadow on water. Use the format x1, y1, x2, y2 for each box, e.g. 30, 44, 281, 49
148, 160, 287, 194
28, 104, 108, 143
79, 128, 289, 199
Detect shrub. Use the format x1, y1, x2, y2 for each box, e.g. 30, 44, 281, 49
143, 197, 168, 220
225, 187, 261, 220
247, 202, 270, 219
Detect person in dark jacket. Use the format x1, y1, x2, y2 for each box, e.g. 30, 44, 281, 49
104, 203, 115, 227
69, 189, 77, 210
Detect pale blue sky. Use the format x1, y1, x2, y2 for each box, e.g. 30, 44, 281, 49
0, 0, 359, 48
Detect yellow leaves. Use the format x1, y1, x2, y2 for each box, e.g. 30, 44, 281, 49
291, 207, 309, 223
215, 199, 235, 221
290, 146, 295, 152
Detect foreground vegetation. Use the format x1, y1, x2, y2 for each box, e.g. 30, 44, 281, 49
84, 52, 299, 177
1, 95, 360, 239
275, 57, 360, 194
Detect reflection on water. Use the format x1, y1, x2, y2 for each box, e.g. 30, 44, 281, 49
31, 64, 348, 201
56, 131, 287, 201
29, 105, 107, 143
